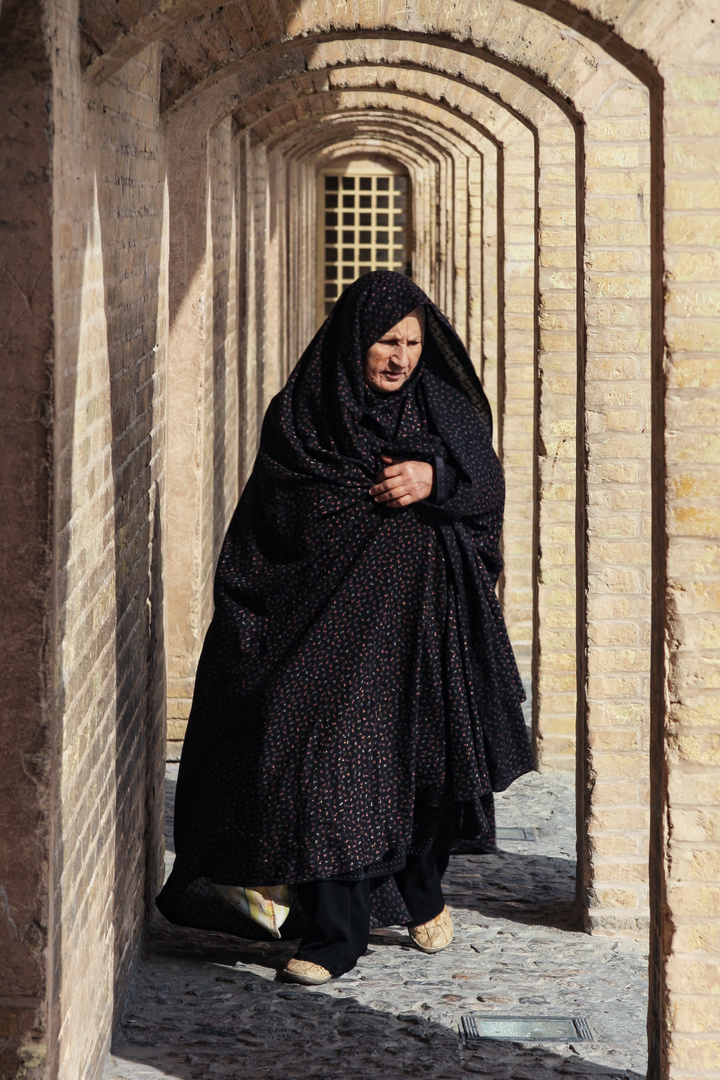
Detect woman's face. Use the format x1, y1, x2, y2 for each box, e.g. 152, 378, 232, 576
362, 307, 424, 393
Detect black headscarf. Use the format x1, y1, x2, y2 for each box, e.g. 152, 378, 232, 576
158, 271, 532, 927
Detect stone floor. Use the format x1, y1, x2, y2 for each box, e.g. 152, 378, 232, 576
104, 766, 648, 1080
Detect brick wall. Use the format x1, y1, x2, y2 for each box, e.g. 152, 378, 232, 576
50, 10, 166, 1076
165, 113, 240, 755
0, 4, 54, 1075
660, 43, 720, 1080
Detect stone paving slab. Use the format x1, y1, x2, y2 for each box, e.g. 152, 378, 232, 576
104, 767, 648, 1080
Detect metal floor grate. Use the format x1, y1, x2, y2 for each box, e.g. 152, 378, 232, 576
461, 1015, 593, 1042
495, 826, 537, 841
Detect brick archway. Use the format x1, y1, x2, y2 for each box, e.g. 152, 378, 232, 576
2, 2, 718, 1077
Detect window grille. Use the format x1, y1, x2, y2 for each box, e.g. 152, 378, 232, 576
318, 168, 411, 323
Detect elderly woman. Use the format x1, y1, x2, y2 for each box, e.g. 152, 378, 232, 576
157, 271, 533, 984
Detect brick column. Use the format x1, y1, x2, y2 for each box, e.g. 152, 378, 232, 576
0, 7, 54, 1074
654, 48, 720, 1080
165, 111, 218, 751
579, 78, 653, 935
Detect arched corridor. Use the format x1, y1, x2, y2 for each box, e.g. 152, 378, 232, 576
0, 1, 718, 1077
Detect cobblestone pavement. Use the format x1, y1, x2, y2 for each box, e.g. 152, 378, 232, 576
104, 765, 648, 1080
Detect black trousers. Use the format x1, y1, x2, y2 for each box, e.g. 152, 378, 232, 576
295, 850, 446, 977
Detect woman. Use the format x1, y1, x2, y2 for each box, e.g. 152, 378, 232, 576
157, 270, 533, 985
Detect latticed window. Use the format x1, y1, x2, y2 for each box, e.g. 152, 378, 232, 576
318, 166, 411, 322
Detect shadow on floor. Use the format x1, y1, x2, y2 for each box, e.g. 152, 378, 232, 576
445, 851, 581, 932
109, 925, 641, 1080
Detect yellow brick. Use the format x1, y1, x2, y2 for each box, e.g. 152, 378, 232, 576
673, 734, 720, 766
668, 1036, 720, 1072
595, 860, 649, 883
588, 461, 642, 484
538, 713, 576, 735
673, 74, 720, 102
669, 140, 720, 174
673, 650, 720, 689
667, 881, 720, 917
539, 249, 575, 270
588, 728, 640, 752
539, 733, 575, 753
588, 327, 650, 354
669, 695, 720, 729
586, 249, 650, 273
669, 470, 720, 505
539, 753, 576, 773
166, 678, 195, 699
667, 179, 720, 211
668, 356, 720, 390
668, 771, 720, 808
548, 270, 576, 290
539, 674, 576, 694
586, 145, 640, 169
668, 539, 720, 576
167, 697, 192, 720
587, 275, 651, 302
592, 834, 643, 857
587, 648, 649, 675
586, 222, 649, 247
672, 847, 720, 882
587, 195, 648, 224
669, 997, 720, 1034
668, 316, 720, 354
167, 719, 188, 740
666, 957, 720, 995
542, 609, 577, 630
539, 207, 575, 227
586, 171, 647, 198
593, 886, 638, 908
588, 116, 649, 141
541, 628, 576, 650
592, 808, 650, 832
666, 216, 720, 249
593, 780, 644, 806
586, 355, 643, 381
672, 921, 720, 953
591, 486, 651, 509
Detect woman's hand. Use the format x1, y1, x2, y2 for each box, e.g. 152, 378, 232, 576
370, 455, 434, 508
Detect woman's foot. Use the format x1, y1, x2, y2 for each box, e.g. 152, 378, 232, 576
408, 905, 454, 953
281, 958, 334, 985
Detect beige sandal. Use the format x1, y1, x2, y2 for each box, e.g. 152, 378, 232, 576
281, 957, 334, 985
408, 905, 454, 954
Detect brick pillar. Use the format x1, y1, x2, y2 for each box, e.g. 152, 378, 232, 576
165, 110, 213, 753
652, 50, 720, 1080
534, 110, 578, 773
165, 112, 242, 754
0, 5, 54, 1075
579, 78, 653, 935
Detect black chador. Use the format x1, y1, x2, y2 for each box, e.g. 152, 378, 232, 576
157, 271, 533, 936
